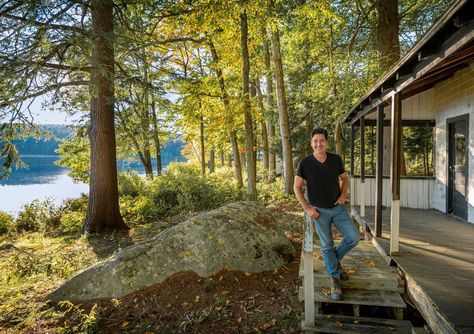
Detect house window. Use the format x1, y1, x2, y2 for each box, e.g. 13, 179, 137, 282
353, 124, 434, 177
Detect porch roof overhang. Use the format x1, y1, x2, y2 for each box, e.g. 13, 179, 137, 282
343, 0, 474, 125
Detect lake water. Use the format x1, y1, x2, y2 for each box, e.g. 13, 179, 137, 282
0, 155, 184, 215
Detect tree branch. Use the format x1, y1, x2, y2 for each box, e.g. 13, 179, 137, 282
1, 80, 90, 108
2, 13, 86, 34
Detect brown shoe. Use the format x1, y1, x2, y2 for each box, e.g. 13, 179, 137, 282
338, 263, 350, 281
330, 277, 343, 301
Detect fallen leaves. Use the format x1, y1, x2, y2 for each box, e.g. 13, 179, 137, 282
183, 250, 192, 257
347, 268, 357, 275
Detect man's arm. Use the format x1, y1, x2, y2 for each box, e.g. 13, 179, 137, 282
294, 175, 319, 218
335, 172, 349, 205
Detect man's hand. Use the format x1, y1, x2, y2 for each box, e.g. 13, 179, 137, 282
335, 195, 346, 205
306, 206, 320, 219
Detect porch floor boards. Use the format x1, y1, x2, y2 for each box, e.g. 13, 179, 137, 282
354, 206, 474, 334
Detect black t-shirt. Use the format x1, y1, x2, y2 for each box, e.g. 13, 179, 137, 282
296, 152, 345, 208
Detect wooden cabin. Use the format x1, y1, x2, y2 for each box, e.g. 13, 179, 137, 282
341, 0, 474, 333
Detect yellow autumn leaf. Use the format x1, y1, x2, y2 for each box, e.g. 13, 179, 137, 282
217, 239, 224, 245
245, 272, 252, 276
183, 250, 191, 257
208, 235, 214, 240
122, 321, 129, 328
215, 305, 223, 311
322, 288, 331, 296
347, 269, 356, 275
369, 260, 376, 267
195, 295, 200, 303
261, 322, 272, 330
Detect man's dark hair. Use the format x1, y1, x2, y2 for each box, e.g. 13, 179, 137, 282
311, 128, 328, 140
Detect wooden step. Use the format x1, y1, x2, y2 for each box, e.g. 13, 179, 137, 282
311, 275, 404, 293
301, 314, 412, 333
299, 261, 399, 278
298, 287, 407, 308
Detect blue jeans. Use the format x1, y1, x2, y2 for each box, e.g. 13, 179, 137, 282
311, 204, 359, 280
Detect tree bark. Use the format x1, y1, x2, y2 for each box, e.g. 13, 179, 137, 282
84, 0, 127, 233
377, 2, 407, 175
151, 101, 162, 176
271, 27, 294, 195
240, 11, 257, 200
209, 146, 215, 173
255, 78, 269, 173
335, 120, 344, 162
200, 113, 205, 176
220, 149, 225, 167
263, 36, 276, 181
208, 39, 243, 187
377, 0, 400, 70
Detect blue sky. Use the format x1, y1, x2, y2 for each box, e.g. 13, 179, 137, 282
29, 97, 78, 125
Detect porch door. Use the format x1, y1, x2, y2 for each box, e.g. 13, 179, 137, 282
448, 117, 468, 220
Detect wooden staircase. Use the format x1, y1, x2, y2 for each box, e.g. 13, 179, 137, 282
299, 219, 412, 333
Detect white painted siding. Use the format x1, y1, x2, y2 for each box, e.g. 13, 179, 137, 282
433, 66, 474, 224
350, 177, 434, 209
365, 89, 436, 120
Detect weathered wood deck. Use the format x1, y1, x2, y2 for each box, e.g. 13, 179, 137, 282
299, 230, 412, 333
353, 206, 474, 334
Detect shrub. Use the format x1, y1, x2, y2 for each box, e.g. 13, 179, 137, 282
150, 163, 240, 218
58, 195, 88, 233
0, 210, 16, 235
118, 172, 148, 197
15, 199, 61, 233
257, 177, 286, 206
120, 195, 158, 224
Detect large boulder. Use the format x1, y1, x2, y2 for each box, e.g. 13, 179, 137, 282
47, 201, 296, 302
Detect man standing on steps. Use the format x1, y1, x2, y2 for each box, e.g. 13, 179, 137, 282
294, 128, 360, 301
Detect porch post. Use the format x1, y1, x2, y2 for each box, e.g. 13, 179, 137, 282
360, 116, 365, 217
350, 125, 355, 214
303, 214, 314, 327
375, 105, 384, 237
390, 92, 402, 254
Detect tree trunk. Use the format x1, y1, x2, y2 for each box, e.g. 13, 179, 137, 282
240, 11, 257, 200
209, 147, 215, 173
220, 149, 225, 167
271, 27, 294, 195
263, 36, 276, 181
377, 0, 407, 176
255, 78, 269, 173
335, 120, 344, 162
200, 113, 205, 176
377, 0, 400, 71
208, 39, 243, 187
151, 101, 162, 176
84, 0, 127, 233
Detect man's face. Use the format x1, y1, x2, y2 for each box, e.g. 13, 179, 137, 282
311, 133, 328, 154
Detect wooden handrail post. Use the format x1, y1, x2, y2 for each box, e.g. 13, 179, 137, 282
303, 212, 315, 327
